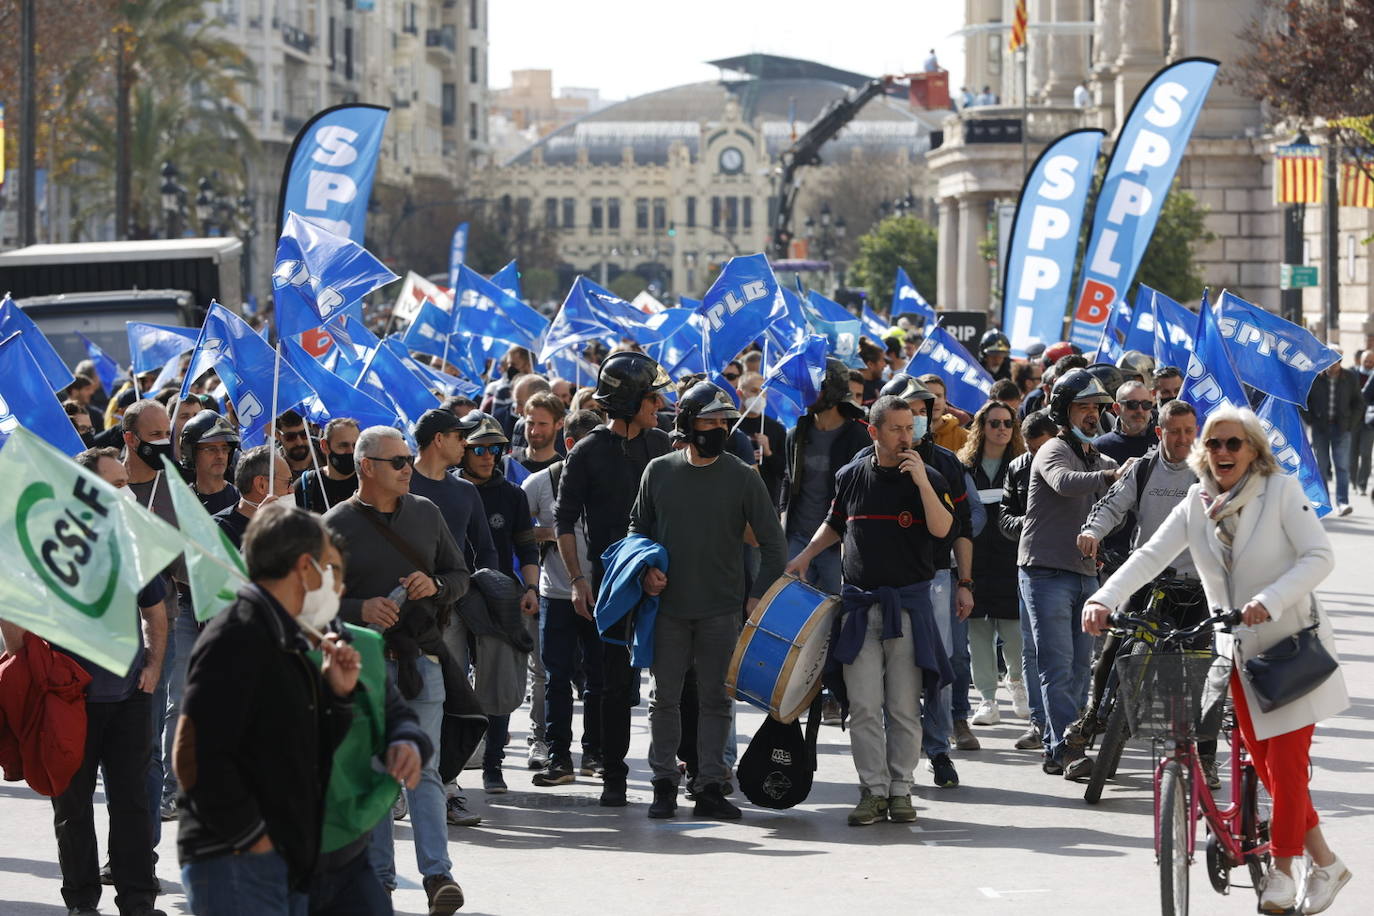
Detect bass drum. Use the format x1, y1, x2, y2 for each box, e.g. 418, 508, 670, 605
727, 576, 839, 723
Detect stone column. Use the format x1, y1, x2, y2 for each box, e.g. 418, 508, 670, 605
937, 197, 960, 309
1115, 0, 1165, 123
957, 195, 991, 312
1028, 0, 1051, 102
1092, 0, 1120, 74
1043, 0, 1089, 103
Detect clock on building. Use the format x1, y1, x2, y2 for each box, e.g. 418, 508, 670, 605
718, 147, 744, 175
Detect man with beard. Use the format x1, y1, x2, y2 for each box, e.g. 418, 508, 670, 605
515, 392, 565, 474
1017, 369, 1132, 779
1093, 380, 1158, 463
275, 410, 315, 482
179, 411, 240, 516
295, 419, 360, 513
1150, 365, 1184, 408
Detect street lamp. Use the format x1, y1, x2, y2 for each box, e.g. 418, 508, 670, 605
195, 177, 215, 234
160, 161, 184, 239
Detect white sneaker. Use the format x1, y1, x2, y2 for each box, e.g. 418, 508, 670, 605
970, 698, 1001, 726
1337, 502, 1353, 517
1301, 856, 1352, 914
1009, 680, 1031, 719
1258, 867, 1298, 913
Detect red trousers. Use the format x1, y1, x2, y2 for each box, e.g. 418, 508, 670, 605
1230, 671, 1320, 857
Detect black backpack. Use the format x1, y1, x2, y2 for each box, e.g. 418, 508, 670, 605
736, 697, 824, 809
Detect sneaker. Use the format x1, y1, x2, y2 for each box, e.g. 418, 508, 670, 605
422, 873, 465, 916
970, 699, 1001, 726
928, 753, 959, 788
886, 793, 917, 823
692, 782, 742, 820
821, 696, 843, 726
1257, 867, 1298, 913
1042, 756, 1064, 776
1062, 750, 1094, 781
1014, 722, 1043, 750
1200, 755, 1221, 791
579, 753, 604, 777
68, 909, 100, 916
953, 719, 981, 750
1301, 855, 1352, 914
1337, 502, 1353, 517
391, 792, 408, 821
648, 777, 677, 819
527, 738, 550, 770
482, 768, 507, 794
847, 788, 888, 826
1009, 680, 1031, 719
159, 796, 178, 821
532, 763, 575, 787
445, 793, 482, 827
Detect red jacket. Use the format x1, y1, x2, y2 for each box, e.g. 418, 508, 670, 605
0, 636, 90, 797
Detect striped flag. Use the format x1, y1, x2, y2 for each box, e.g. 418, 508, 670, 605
1340, 161, 1374, 208
1274, 144, 1323, 204
1009, 0, 1027, 52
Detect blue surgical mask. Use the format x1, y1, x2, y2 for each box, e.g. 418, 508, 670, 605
1072, 427, 1094, 444
911, 416, 929, 441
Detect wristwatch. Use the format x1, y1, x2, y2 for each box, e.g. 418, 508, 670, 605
957, 578, 975, 593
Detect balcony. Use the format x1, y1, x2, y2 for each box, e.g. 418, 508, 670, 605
281, 22, 314, 53
426, 26, 456, 54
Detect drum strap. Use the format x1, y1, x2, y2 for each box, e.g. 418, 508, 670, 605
804, 695, 824, 771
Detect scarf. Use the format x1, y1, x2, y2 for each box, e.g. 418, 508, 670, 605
1199, 470, 1263, 569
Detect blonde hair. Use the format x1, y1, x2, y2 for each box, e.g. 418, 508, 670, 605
1186, 404, 1281, 479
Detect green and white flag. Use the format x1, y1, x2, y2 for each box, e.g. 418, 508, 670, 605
160, 456, 249, 622
0, 428, 184, 675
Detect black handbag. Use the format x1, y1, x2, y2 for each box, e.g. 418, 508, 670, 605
737, 697, 823, 809
1242, 597, 1339, 714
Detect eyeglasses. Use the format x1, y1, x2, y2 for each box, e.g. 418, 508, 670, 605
1119, 399, 1153, 411
985, 419, 1015, 430
279, 429, 310, 442
722, 373, 741, 383
467, 444, 507, 457
1204, 436, 1246, 454
365, 454, 415, 470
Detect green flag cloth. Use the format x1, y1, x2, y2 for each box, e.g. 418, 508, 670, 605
308, 624, 399, 852
0, 428, 184, 675
159, 456, 248, 622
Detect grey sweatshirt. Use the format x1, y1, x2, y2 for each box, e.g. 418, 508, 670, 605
1018, 436, 1118, 576
1081, 448, 1197, 577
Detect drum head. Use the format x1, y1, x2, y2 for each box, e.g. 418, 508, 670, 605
773, 595, 838, 721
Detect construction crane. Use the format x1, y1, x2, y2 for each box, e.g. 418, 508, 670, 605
769, 76, 895, 261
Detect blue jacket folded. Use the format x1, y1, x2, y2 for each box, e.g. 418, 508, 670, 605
594, 535, 669, 668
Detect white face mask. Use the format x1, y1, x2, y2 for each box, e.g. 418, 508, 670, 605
298, 557, 340, 631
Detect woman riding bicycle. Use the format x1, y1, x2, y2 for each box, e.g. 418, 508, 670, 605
1082, 405, 1350, 915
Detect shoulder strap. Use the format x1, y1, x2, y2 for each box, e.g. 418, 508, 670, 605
549, 460, 563, 501
1134, 451, 1160, 506
347, 497, 433, 576
804, 694, 824, 771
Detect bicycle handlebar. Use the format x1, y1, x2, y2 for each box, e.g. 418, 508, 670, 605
1106, 607, 1242, 643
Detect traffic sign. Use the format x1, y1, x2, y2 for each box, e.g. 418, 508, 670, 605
1280, 264, 1319, 289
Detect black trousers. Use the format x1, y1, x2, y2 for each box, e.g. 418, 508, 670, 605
598, 615, 635, 789
53, 692, 157, 913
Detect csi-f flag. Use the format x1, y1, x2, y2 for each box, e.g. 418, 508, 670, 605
273, 212, 399, 338
1001, 128, 1106, 357
0, 295, 73, 392
1255, 395, 1333, 517
159, 456, 249, 622
0, 332, 86, 455
1068, 58, 1219, 350
698, 254, 788, 376
904, 320, 994, 414
276, 103, 389, 243
0, 428, 184, 675
1180, 292, 1247, 422
1216, 290, 1339, 405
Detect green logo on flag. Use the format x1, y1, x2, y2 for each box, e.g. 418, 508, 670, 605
15, 480, 122, 619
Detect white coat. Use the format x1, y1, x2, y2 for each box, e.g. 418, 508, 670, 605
1087, 472, 1348, 740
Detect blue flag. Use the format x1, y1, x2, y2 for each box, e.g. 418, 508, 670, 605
281, 338, 399, 431
804, 291, 863, 368
892, 267, 937, 323
540, 277, 664, 362
861, 304, 890, 343
0, 332, 85, 455
1180, 292, 1248, 423
905, 321, 994, 414
544, 349, 600, 386
763, 286, 809, 357
181, 302, 313, 441
358, 340, 439, 428
1215, 290, 1339, 405
1142, 287, 1196, 371
455, 264, 549, 348
698, 254, 787, 376
273, 212, 398, 338
78, 333, 121, 393
401, 299, 459, 363
1089, 297, 1133, 364
126, 322, 199, 376
765, 388, 803, 428
0, 295, 74, 392
448, 222, 469, 292
1255, 394, 1333, 517
277, 103, 389, 243
491, 260, 523, 300
762, 335, 829, 410
1001, 129, 1106, 356
1068, 58, 1219, 349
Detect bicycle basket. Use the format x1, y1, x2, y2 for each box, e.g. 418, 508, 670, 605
1115, 650, 1230, 741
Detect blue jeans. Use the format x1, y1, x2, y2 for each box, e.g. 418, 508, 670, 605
921, 570, 954, 758
163, 595, 200, 802
540, 596, 603, 767
950, 603, 971, 721
788, 532, 841, 596
1311, 422, 1352, 504
1018, 566, 1097, 761
183, 850, 308, 916
368, 657, 450, 888
308, 847, 392, 916
1017, 589, 1045, 729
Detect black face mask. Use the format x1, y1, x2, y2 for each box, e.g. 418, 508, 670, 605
80, 430, 97, 448
690, 426, 729, 459
135, 436, 175, 469
1157, 396, 1175, 407
328, 451, 356, 476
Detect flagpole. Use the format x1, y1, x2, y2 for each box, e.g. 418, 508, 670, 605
267, 342, 282, 494
305, 429, 334, 513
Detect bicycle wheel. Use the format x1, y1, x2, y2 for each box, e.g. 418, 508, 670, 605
1084, 701, 1129, 804
1241, 763, 1272, 891
1159, 760, 1191, 916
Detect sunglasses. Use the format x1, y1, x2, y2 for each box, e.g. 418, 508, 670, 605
365, 454, 415, 470
1204, 436, 1246, 454
467, 444, 507, 457
723, 373, 741, 383
985, 419, 1015, 430
1119, 399, 1153, 411
280, 429, 310, 442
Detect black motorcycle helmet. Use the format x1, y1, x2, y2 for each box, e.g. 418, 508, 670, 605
880, 372, 936, 404
1085, 363, 1125, 400
674, 381, 740, 435
979, 329, 1012, 359
810, 357, 863, 416
1116, 350, 1156, 385
593, 352, 671, 421
1024, 341, 1048, 363
1048, 368, 1114, 428
178, 410, 239, 473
